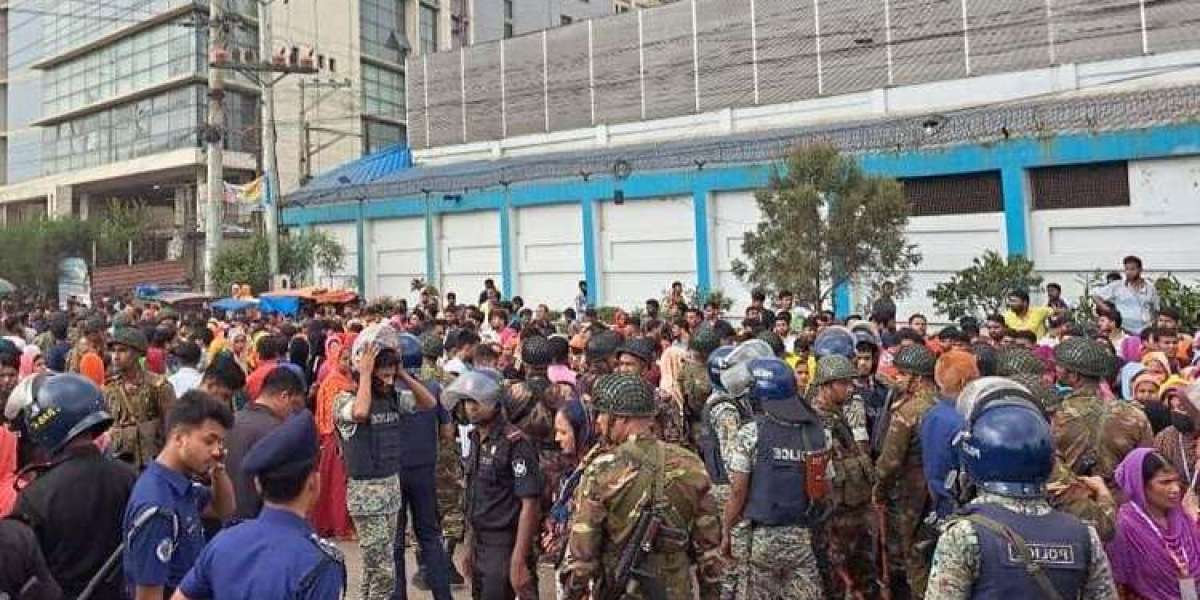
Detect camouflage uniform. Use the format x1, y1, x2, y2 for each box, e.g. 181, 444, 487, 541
728, 422, 824, 600
676, 358, 711, 453
925, 492, 1117, 600
704, 391, 750, 600
813, 400, 878, 598
564, 374, 723, 600
334, 391, 403, 600
435, 432, 465, 546
1053, 383, 1153, 483
104, 366, 176, 471
874, 380, 938, 598
1044, 459, 1117, 542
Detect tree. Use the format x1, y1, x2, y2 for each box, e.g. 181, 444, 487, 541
212, 230, 346, 294
0, 218, 95, 301
927, 250, 1043, 321
731, 144, 920, 311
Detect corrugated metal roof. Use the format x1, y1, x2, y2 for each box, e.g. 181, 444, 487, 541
287, 143, 413, 205
284, 83, 1200, 208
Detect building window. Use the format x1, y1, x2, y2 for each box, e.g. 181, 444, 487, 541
362, 62, 406, 121
361, 0, 407, 63
504, 0, 514, 19
364, 119, 406, 155
504, 23, 514, 38
420, 2, 439, 54
899, 171, 1003, 217
1030, 162, 1131, 210
561, 15, 573, 25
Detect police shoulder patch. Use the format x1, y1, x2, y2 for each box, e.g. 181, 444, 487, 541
155, 538, 175, 563
513, 458, 528, 478
310, 533, 345, 564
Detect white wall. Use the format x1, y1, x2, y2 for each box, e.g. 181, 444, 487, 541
514, 203, 583, 311
892, 213, 1006, 322
369, 217, 426, 299
1029, 155, 1200, 306
597, 196, 696, 308
711, 190, 760, 316
314, 222, 359, 289
437, 210, 502, 301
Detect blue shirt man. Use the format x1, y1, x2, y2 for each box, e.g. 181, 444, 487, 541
920, 396, 966, 519
123, 390, 236, 600
176, 410, 345, 600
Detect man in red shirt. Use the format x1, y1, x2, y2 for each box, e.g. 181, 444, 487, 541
244, 334, 288, 401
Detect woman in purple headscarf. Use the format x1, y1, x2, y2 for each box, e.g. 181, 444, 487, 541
1108, 447, 1200, 600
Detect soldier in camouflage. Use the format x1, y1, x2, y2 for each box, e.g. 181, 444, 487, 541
809, 355, 879, 599
616, 337, 690, 448
104, 326, 176, 470
1052, 337, 1153, 486
925, 378, 1117, 600
874, 342, 939, 599
563, 373, 723, 600
679, 328, 720, 454
420, 333, 450, 384
997, 351, 1119, 543
722, 357, 828, 600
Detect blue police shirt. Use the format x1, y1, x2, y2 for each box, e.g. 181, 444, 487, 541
920, 398, 965, 518
177, 507, 345, 599
122, 461, 212, 592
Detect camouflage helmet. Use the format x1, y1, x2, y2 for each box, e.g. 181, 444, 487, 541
894, 344, 936, 377
813, 355, 857, 386
688, 327, 722, 357
592, 373, 656, 417
586, 330, 622, 361
1054, 337, 1114, 379
109, 327, 148, 353
521, 335, 555, 368
420, 334, 444, 360
1008, 373, 1060, 415
995, 348, 1046, 377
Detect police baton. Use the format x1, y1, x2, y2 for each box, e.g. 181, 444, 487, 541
77, 541, 124, 600
874, 503, 892, 600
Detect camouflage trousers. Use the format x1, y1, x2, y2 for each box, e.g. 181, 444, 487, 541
883, 505, 931, 599
436, 438, 466, 543
740, 524, 824, 600
352, 511, 400, 600
816, 505, 881, 600
710, 484, 743, 600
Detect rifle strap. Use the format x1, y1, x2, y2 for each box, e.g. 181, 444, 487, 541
965, 513, 1064, 600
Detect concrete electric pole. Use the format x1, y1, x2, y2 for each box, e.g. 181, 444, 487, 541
258, 0, 282, 286
204, 0, 227, 295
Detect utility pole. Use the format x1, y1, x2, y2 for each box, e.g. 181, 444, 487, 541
258, 0, 281, 286
204, 0, 227, 295
298, 78, 355, 185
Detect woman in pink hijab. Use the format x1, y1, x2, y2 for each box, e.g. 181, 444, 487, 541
1108, 448, 1200, 600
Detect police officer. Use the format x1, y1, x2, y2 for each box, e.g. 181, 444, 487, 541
175, 410, 346, 599
449, 369, 543, 600
123, 390, 236, 600
721, 357, 828, 600
391, 332, 454, 600
5, 373, 137, 600
564, 373, 722, 600
105, 326, 177, 470
925, 377, 1118, 599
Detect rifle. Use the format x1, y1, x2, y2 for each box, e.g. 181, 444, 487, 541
875, 503, 892, 600
601, 492, 663, 600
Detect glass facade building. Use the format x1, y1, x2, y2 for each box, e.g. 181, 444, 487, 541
360, 0, 407, 155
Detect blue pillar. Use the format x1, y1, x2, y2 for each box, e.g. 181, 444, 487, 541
356, 199, 366, 298
423, 196, 436, 284
581, 195, 599, 306
499, 191, 515, 298
692, 186, 712, 295
1001, 166, 1030, 257
834, 282, 851, 320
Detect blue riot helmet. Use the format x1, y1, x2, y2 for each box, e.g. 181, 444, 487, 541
707, 345, 735, 393
397, 333, 423, 372
719, 339, 774, 398
4, 373, 112, 455
812, 326, 856, 359
747, 357, 797, 402
956, 377, 1052, 498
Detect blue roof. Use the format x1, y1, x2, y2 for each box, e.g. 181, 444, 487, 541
285, 143, 412, 205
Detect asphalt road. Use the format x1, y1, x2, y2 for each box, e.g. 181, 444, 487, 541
337, 541, 558, 600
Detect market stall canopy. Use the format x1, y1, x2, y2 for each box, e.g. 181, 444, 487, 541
263, 287, 359, 304
211, 297, 259, 313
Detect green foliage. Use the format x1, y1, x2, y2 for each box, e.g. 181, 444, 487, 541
731, 144, 920, 311
1068, 270, 1108, 328
927, 251, 1043, 321
212, 230, 346, 294
1156, 274, 1200, 331
94, 199, 151, 266
0, 218, 95, 301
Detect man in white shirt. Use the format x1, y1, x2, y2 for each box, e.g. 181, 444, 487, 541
168, 341, 204, 396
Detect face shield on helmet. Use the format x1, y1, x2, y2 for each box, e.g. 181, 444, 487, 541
442, 368, 504, 411
707, 346, 735, 393
812, 326, 857, 359
954, 377, 1052, 499
6, 373, 111, 455
747, 358, 797, 402
351, 323, 402, 372
719, 339, 774, 398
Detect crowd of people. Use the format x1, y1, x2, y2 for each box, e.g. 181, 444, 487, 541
1, 253, 1199, 600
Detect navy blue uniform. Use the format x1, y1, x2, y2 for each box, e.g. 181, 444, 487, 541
122, 461, 212, 596
176, 507, 344, 599
392, 380, 453, 600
